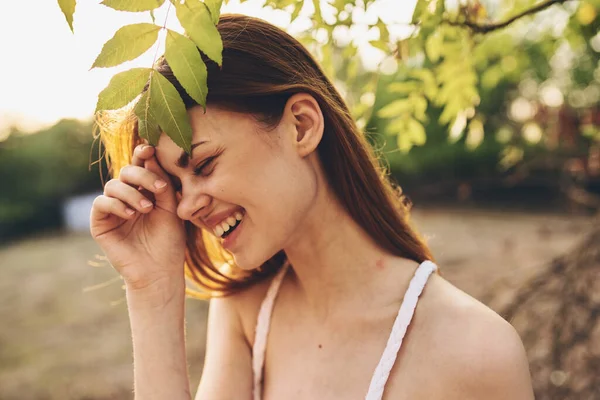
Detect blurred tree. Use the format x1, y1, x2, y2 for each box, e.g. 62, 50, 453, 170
255, 0, 600, 207
0, 119, 105, 241
58, 0, 599, 189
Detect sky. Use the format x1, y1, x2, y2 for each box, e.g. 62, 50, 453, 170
0, 0, 417, 138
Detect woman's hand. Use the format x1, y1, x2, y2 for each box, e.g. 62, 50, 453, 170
90, 144, 186, 290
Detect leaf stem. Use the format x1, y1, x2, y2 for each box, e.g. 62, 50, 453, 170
144, 0, 174, 139
163, 1, 172, 30
151, 1, 173, 68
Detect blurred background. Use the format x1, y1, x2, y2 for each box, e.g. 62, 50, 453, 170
0, 0, 599, 399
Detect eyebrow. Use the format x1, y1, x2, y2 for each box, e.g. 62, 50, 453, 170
176, 141, 209, 168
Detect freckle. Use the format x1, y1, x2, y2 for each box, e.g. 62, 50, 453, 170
375, 259, 384, 270
318, 344, 322, 349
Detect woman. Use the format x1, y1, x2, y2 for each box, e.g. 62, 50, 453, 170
91, 14, 534, 400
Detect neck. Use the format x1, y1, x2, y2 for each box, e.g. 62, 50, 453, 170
282, 185, 417, 323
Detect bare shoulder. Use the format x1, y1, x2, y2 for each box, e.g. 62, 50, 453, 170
417, 273, 535, 399
194, 272, 279, 400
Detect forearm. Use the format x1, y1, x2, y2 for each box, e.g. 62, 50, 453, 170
126, 276, 191, 400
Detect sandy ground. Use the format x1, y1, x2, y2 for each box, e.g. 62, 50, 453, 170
0, 207, 595, 399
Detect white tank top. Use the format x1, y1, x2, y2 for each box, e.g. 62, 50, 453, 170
251, 260, 438, 400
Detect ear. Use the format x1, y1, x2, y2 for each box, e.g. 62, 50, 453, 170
284, 93, 324, 158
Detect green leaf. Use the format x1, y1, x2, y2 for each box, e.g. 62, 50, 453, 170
408, 69, 438, 100
291, 0, 303, 22
342, 43, 357, 58
369, 40, 388, 52
204, 0, 223, 24
134, 91, 161, 145
385, 118, 405, 136
410, 94, 428, 122
150, 72, 193, 154
438, 74, 477, 104
91, 23, 161, 68
466, 118, 484, 150
332, 0, 345, 13
406, 117, 426, 146
378, 99, 412, 119
377, 18, 389, 43
397, 131, 414, 152
312, 0, 322, 24
96, 67, 153, 112
101, 0, 165, 12
411, 0, 427, 25
439, 101, 462, 125
58, 0, 76, 33
175, 0, 223, 66
425, 31, 443, 63
165, 29, 208, 107
437, 59, 472, 83
387, 116, 426, 152
388, 81, 421, 94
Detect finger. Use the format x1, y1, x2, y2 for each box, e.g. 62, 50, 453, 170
144, 155, 178, 211
91, 194, 137, 223
104, 179, 157, 213
118, 165, 169, 195
131, 144, 155, 168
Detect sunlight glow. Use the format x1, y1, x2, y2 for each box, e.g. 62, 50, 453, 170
0, 0, 417, 136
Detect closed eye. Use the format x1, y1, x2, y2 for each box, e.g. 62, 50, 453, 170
193, 156, 216, 177
169, 157, 216, 191
168, 147, 224, 191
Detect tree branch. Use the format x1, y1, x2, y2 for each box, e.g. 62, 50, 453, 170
445, 0, 574, 34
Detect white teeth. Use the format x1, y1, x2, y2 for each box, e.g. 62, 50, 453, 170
213, 211, 244, 238
221, 221, 230, 232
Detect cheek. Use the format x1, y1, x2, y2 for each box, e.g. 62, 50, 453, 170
259, 163, 315, 228
233, 141, 316, 223
231, 165, 316, 269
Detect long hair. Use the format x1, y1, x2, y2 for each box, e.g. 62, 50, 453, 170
95, 14, 434, 298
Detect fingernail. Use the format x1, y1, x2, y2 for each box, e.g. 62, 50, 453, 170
140, 199, 153, 208
125, 208, 135, 215
154, 180, 167, 189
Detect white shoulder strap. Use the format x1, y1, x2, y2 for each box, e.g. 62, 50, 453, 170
365, 260, 438, 400
252, 261, 290, 400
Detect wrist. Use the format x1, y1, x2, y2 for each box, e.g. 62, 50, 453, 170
125, 274, 185, 309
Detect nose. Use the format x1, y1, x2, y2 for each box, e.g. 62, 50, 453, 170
176, 184, 211, 221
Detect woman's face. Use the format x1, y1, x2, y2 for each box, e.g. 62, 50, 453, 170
154, 95, 321, 270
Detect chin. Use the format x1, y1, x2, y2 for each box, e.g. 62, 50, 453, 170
225, 219, 289, 271
231, 252, 266, 271
231, 260, 262, 273
231, 246, 284, 272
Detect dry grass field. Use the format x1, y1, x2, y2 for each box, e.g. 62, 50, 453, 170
0, 206, 594, 399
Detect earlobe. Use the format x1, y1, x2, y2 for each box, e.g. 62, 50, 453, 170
287, 93, 324, 158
